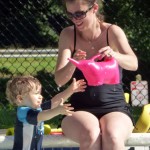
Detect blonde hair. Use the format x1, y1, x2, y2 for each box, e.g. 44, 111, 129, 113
6, 75, 42, 105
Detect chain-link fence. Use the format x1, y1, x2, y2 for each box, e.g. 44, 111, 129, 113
0, 0, 149, 129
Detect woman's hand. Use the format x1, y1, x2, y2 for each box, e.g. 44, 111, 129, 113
73, 49, 86, 60
99, 46, 116, 58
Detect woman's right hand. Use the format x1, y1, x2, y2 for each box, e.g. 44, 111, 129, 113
73, 49, 86, 60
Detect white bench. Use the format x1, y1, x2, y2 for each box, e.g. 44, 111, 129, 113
0, 133, 150, 149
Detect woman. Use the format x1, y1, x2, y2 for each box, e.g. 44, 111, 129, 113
55, 0, 138, 150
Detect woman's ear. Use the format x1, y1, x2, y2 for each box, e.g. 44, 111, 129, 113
16, 95, 23, 105
93, 3, 99, 13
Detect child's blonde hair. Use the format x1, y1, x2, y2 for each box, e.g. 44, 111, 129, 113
6, 75, 42, 105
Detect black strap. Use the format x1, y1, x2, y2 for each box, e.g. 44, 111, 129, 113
74, 24, 76, 52
106, 24, 113, 46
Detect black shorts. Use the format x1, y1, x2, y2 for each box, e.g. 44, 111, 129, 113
70, 84, 134, 125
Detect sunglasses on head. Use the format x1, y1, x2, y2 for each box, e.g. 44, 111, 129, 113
66, 5, 94, 20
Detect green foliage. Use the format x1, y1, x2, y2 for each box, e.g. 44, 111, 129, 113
0, 0, 149, 129
0, 108, 16, 129
0, 55, 65, 129
1, 0, 149, 62
0, 56, 59, 102
104, 0, 150, 62
0, 69, 61, 129
0, 0, 68, 48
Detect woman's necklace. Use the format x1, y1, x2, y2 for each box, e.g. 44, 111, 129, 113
88, 32, 101, 50
80, 20, 101, 51
88, 41, 95, 50
87, 24, 101, 50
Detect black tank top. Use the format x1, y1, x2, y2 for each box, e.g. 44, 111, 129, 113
72, 24, 123, 82
69, 25, 126, 112
68, 26, 133, 121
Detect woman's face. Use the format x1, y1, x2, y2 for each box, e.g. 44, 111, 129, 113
66, 1, 97, 31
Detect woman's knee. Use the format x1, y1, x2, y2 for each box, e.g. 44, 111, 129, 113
101, 112, 133, 146
79, 127, 101, 149
102, 129, 125, 148
81, 126, 100, 141
61, 112, 101, 144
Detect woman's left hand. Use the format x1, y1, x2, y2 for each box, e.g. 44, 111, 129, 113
98, 46, 115, 58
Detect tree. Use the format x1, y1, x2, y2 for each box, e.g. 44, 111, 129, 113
103, 0, 150, 62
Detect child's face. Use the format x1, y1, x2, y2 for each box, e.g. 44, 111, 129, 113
21, 85, 43, 109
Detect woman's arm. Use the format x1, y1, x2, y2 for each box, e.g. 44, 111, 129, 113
55, 28, 76, 86
99, 25, 138, 71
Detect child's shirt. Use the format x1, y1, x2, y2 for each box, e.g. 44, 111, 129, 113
13, 100, 51, 150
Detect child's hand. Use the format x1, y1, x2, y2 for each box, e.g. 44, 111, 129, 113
51, 79, 86, 108
70, 78, 87, 93
57, 99, 74, 116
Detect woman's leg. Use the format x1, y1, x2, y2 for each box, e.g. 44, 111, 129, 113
61, 111, 101, 150
100, 112, 134, 150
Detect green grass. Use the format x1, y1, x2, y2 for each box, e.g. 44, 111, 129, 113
0, 57, 57, 77
0, 109, 16, 129
0, 108, 61, 129
0, 56, 59, 129
0, 106, 142, 129
131, 106, 143, 123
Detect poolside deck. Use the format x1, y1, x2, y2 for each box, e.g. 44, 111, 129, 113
0, 129, 6, 136
0, 130, 149, 150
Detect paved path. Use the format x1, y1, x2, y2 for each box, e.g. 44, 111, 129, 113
0, 129, 6, 135
0, 130, 149, 150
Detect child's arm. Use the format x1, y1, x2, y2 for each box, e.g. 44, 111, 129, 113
37, 99, 74, 122
51, 78, 86, 109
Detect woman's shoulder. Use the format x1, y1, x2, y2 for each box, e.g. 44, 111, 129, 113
102, 22, 123, 33
59, 25, 75, 50
102, 22, 126, 40
60, 25, 75, 37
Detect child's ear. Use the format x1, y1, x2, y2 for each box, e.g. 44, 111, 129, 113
16, 95, 23, 105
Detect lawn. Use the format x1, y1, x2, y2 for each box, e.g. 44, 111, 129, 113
0, 105, 142, 129
0, 56, 60, 129
0, 108, 16, 129
0, 57, 57, 77
0, 108, 62, 129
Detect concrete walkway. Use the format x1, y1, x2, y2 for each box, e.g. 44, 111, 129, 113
0, 129, 6, 135
0, 130, 149, 150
